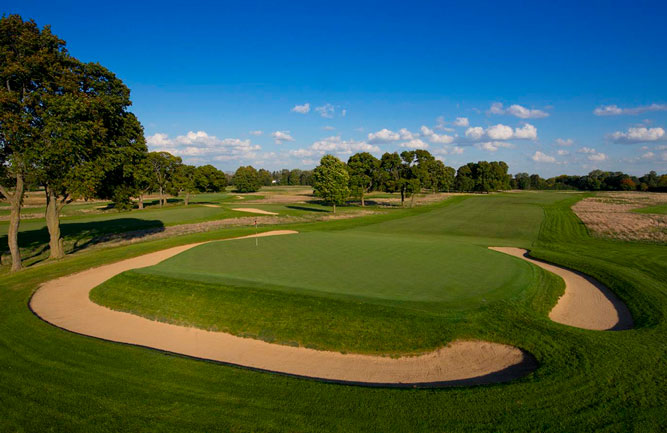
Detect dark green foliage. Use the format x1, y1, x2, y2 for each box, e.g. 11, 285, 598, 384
312, 155, 349, 211
194, 165, 227, 192
455, 161, 510, 192
233, 165, 262, 192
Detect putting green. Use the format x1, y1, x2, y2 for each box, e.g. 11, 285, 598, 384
134, 231, 535, 306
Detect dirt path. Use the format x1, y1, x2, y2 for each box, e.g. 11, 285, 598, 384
490, 247, 632, 330
232, 207, 279, 215
30, 231, 534, 387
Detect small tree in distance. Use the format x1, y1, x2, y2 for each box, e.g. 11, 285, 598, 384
313, 155, 349, 213
233, 166, 262, 193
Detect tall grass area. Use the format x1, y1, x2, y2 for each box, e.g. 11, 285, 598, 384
0, 192, 665, 432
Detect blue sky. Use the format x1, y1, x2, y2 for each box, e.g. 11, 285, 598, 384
7, 0, 667, 175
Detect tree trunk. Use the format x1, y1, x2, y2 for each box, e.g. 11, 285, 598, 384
45, 188, 65, 260
361, 191, 365, 207
400, 189, 405, 207
185, 192, 190, 206
333, 203, 336, 213
138, 194, 144, 209
159, 187, 164, 207
410, 193, 416, 208
4, 173, 25, 272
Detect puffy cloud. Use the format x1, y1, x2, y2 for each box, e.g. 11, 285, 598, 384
588, 152, 607, 161
557, 149, 570, 156
433, 145, 464, 156
322, 125, 336, 131
475, 141, 514, 152
488, 102, 548, 119
532, 151, 556, 163
341, 109, 347, 117
608, 127, 665, 143
465, 123, 537, 141
641, 151, 655, 159
249, 130, 263, 136
146, 130, 260, 162
465, 126, 485, 140
400, 139, 429, 149
577, 147, 596, 154
368, 128, 401, 143
486, 124, 514, 140
288, 148, 316, 157
514, 123, 538, 139
399, 128, 415, 140
435, 116, 455, 131
271, 130, 295, 144
291, 103, 310, 114
315, 103, 335, 118
555, 138, 573, 146
489, 102, 505, 115
307, 136, 380, 156
593, 103, 667, 116
420, 125, 454, 144
453, 117, 469, 127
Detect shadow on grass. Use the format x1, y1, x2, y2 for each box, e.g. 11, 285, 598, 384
286, 205, 331, 213
1, 218, 165, 263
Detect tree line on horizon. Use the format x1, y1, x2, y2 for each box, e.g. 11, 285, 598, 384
1, 15, 665, 272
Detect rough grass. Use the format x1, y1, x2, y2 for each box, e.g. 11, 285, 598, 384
0, 192, 666, 432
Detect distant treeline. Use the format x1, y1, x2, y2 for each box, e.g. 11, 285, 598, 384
511, 170, 667, 192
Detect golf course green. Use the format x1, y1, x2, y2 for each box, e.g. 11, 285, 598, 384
1, 192, 665, 431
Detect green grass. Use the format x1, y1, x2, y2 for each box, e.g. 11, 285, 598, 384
1, 192, 666, 431
633, 202, 667, 214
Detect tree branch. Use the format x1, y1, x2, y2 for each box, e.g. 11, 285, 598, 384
0, 184, 12, 201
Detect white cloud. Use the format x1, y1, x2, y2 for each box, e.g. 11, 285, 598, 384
453, 117, 469, 127
641, 151, 655, 159
465, 123, 537, 141
435, 116, 455, 132
309, 136, 380, 155
323, 125, 336, 131
399, 128, 415, 140
593, 103, 667, 116
489, 102, 505, 115
146, 130, 260, 163
341, 109, 347, 117
249, 130, 263, 136
271, 130, 295, 144
513, 123, 538, 139
577, 147, 596, 154
507, 104, 549, 119
420, 125, 454, 144
555, 138, 573, 146
486, 124, 515, 140
465, 126, 485, 140
400, 138, 429, 149
315, 103, 335, 118
288, 148, 316, 157
368, 128, 401, 143
488, 102, 548, 119
291, 103, 310, 114
609, 127, 665, 143
532, 151, 556, 163
433, 145, 465, 156
557, 149, 570, 156
588, 152, 607, 161
476, 141, 514, 152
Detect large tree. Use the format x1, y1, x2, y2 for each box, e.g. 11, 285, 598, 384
35, 60, 147, 259
194, 164, 227, 192
0, 15, 69, 270
233, 165, 261, 193
347, 152, 379, 206
147, 151, 182, 207
313, 155, 349, 213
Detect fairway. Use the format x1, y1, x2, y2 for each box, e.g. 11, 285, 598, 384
137, 231, 534, 304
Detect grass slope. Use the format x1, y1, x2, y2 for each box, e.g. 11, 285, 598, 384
633, 202, 667, 214
0, 192, 665, 432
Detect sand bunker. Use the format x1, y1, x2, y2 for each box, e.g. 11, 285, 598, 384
30, 231, 534, 387
201, 204, 221, 208
232, 208, 278, 215
490, 248, 632, 330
